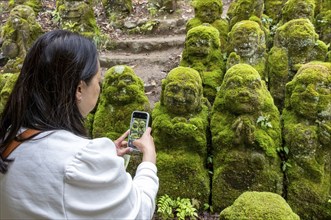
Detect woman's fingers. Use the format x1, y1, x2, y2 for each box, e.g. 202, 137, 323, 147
114, 129, 130, 146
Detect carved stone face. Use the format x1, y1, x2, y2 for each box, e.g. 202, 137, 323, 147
196, 3, 221, 23
162, 67, 202, 115
185, 25, 220, 58
230, 21, 263, 58
103, 65, 144, 104
282, 0, 315, 22
9, 5, 34, 29
276, 19, 317, 52
288, 63, 331, 119
186, 32, 213, 57
221, 64, 263, 114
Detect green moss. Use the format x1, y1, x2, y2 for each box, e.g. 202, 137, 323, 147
274, 18, 317, 51
210, 64, 282, 211
156, 150, 210, 205
152, 102, 209, 156
201, 70, 223, 103
102, 0, 132, 19
1, 5, 43, 58
1, 5, 43, 73
269, 18, 327, 109
58, 0, 100, 37
227, 0, 264, 29
160, 66, 203, 113
219, 191, 300, 220
92, 65, 150, 140
9, 0, 42, 13
212, 150, 283, 212
280, 0, 315, 24
180, 24, 225, 104
315, 0, 331, 14
267, 46, 289, 109
264, 0, 287, 25
152, 66, 209, 155
0, 73, 18, 114
282, 61, 331, 219
192, 0, 223, 22
186, 0, 229, 52
227, 20, 267, 79
315, 10, 331, 45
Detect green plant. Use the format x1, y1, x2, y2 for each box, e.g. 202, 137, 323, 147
203, 203, 213, 212
256, 114, 272, 129
157, 194, 176, 219
51, 10, 61, 24
277, 146, 291, 171
157, 195, 199, 220
62, 21, 78, 30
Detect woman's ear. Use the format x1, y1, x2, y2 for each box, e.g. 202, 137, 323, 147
76, 80, 83, 102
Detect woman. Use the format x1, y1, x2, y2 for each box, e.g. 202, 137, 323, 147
0, 30, 158, 219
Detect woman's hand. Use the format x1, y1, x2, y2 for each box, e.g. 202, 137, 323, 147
133, 127, 156, 164
114, 130, 131, 156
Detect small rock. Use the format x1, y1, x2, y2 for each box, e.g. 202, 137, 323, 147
124, 21, 138, 29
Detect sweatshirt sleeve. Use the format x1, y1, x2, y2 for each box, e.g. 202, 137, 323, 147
63, 138, 159, 219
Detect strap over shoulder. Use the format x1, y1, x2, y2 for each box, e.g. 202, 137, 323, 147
1, 129, 41, 159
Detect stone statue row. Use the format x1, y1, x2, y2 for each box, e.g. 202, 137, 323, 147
0, 0, 331, 219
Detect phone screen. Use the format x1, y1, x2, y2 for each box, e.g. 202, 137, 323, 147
128, 111, 149, 151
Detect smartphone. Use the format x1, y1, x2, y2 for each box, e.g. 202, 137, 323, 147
128, 111, 150, 151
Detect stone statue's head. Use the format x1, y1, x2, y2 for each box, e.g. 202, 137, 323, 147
275, 18, 318, 52
281, 0, 315, 23
185, 24, 220, 58
9, 5, 35, 28
161, 67, 203, 115
193, 0, 223, 23
215, 64, 267, 114
229, 20, 265, 58
102, 65, 145, 104
285, 61, 331, 120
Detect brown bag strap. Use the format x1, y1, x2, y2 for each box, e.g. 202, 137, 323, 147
1, 129, 41, 159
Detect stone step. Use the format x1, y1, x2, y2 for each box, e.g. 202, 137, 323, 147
99, 46, 183, 68
109, 34, 186, 53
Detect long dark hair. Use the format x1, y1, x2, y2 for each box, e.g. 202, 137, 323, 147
0, 30, 99, 173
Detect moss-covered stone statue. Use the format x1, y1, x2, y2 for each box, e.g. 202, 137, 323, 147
314, 0, 331, 15
180, 24, 225, 104
227, 0, 272, 50
93, 65, 150, 139
227, 20, 267, 80
267, 18, 328, 110
102, 0, 132, 21
264, 0, 287, 25
210, 64, 283, 212
152, 66, 210, 204
219, 191, 300, 220
227, 0, 264, 29
8, 0, 42, 14
315, 9, 331, 46
92, 65, 150, 175
282, 61, 331, 219
56, 0, 100, 38
186, 0, 229, 52
0, 5, 43, 73
0, 73, 18, 114
279, 0, 315, 25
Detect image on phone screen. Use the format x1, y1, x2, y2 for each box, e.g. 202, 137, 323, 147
128, 111, 149, 150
